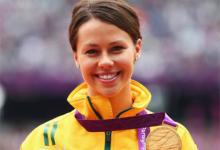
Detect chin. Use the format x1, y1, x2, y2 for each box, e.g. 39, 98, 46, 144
99, 89, 119, 98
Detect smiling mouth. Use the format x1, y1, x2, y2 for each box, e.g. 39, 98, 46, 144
95, 71, 121, 81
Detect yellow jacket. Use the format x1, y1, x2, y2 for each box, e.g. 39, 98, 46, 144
20, 80, 197, 150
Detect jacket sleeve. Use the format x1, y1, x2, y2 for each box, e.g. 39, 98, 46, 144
20, 124, 46, 150
177, 123, 198, 150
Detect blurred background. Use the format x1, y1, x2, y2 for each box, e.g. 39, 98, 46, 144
0, 0, 219, 149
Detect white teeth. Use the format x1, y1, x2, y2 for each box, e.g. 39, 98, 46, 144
98, 73, 117, 80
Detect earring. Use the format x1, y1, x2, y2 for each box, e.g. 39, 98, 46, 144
134, 54, 140, 63
75, 63, 80, 69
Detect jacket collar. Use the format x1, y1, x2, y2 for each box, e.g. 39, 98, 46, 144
67, 80, 151, 119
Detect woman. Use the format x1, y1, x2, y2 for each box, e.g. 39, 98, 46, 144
20, 0, 197, 149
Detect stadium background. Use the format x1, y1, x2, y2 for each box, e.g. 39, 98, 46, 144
0, 0, 219, 149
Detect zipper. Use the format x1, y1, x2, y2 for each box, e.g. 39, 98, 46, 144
105, 131, 112, 150
104, 107, 133, 150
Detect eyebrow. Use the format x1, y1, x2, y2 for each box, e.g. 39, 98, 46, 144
84, 40, 125, 47
109, 40, 125, 45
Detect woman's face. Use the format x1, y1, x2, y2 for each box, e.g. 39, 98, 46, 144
74, 18, 141, 97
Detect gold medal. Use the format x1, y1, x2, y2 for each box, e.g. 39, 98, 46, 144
146, 125, 181, 150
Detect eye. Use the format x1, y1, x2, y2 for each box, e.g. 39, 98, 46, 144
111, 46, 125, 53
85, 49, 98, 56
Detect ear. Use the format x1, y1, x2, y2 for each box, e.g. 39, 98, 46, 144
134, 38, 142, 59
73, 52, 80, 69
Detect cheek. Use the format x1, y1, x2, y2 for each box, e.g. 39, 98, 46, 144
115, 52, 135, 68
79, 59, 95, 77
116, 57, 134, 74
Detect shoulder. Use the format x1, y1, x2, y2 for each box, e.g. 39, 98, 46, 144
175, 122, 198, 150
20, 110, 75, 150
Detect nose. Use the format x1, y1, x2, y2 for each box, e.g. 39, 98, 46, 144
98, 53, 114, 69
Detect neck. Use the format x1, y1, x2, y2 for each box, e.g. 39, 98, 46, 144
109, 84, 133, 117
87, 81, 133, 118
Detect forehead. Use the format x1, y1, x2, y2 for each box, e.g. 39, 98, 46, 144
78, 18, 127, 36
77, 18, 133, 47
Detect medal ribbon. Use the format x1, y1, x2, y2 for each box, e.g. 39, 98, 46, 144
75, 111, 176, 150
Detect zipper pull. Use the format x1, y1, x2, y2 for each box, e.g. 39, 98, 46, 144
105, 131, 112, 150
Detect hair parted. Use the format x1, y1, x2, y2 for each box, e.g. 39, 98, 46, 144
69, 0, 142, 52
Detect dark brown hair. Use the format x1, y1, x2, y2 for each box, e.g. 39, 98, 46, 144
69, 0, 142, 52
